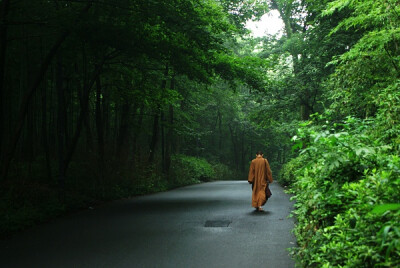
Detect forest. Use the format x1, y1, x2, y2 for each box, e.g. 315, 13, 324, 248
0, 0, 399, 267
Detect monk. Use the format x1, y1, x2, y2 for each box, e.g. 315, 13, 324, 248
248, 151, 273, 211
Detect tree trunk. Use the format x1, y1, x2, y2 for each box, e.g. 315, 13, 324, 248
39, 36, 52, 181
4, 30, 67, 177
228, 124, 239, 170
240, 127, 245, 173
79, 43, 93, 152
0, 0, 10, 162
116, 100, 131, 160
95, 75, 104, 168
102, 85, 110, 149
282, 146, 287, 164
148, 63, 169, 163
271, 0, 306, 119
41, 74, 52, 181
82, 90, 94, 152
148, 113, 160, 163
24, 30, 34, 177
0, 2, 92, 180
161, 110, 166, 172
132, 102, 144, 165
56, 54, 66, 198
165, 75, 175, 174
300, 103, 311, 120
64, 61, 104, 173
218, 109, 222, 159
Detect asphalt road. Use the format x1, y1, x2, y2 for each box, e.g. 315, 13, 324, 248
0, 181, 296, 268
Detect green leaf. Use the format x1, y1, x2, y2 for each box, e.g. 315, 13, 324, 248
371, 204, 400, 215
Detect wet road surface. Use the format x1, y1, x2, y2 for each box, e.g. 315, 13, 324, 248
0, 181, 296, 268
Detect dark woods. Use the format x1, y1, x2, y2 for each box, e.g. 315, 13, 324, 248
0, 0, 283, 234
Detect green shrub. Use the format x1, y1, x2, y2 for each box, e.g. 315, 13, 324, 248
279, 155, 307, 187
170, 154, 216, 186
212, 162, 244, 180
290, 117, 400, 267
0, 182, 65, 237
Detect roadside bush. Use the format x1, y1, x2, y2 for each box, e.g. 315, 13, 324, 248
212, 162, 244, 180
279, 154, 307, 187
170, 154, 216, 186
0, 182, 65, 237
290, 117, 400, 267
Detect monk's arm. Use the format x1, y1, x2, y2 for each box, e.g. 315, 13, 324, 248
248, 161, 255, 184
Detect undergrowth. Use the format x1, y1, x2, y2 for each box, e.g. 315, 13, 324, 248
0, 154, 236, 238
283, 115, 400, 267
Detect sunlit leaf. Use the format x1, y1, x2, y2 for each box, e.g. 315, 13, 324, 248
371, 204, 400, 215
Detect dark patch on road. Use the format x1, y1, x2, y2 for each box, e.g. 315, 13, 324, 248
204, 220, 231, 227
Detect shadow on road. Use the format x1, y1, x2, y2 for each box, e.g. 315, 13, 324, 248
247, 210, 271, 216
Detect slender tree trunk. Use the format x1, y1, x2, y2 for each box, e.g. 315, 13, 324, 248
148, 63, 168, 163
148, 113, 160, 163
300, 102, 311, 120
82, 91, 94, 152
62, 78, 70, 148
103, 85, 110, 149
271, 0, 296, 60
79, 43, 93, 152
24, 30, 34, 176
56, 54, 66, 198
250, 140, 253, 162
132, 69, 146, 164
64, 61, 104, 173
218, 109, 222, 160
39, 37, 52, 181
95, 75, 105, 194
95, 75, 104, 167
0, 0, 10, 162
283, 146, 286, 164
27, 36, 38, 178
0, 3, 92, 180
41, 75, 52, 181
26, 98, 34, 176
165, 75, 175, 174
228, 124, 239, 171
132, 103, 144, 165
161, 110, 166, 172
272, 0, 308, 119
240, 128, 245, 173
49, 76, 56, 153
116, 100, 131, 159
165, 104, 174, 173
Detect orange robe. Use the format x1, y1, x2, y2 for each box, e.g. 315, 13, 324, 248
248, 157, 273, 208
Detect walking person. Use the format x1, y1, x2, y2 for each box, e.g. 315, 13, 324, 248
248, 151, 273, 211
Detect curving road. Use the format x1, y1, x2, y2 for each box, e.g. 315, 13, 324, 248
0, 181, 296, 268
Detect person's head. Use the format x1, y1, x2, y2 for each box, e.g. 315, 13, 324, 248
256, 151, 263, 156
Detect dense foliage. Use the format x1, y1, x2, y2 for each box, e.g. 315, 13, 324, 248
289, 116, 400, 267
0, 0, 276, 236
273, 0, 400, 266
